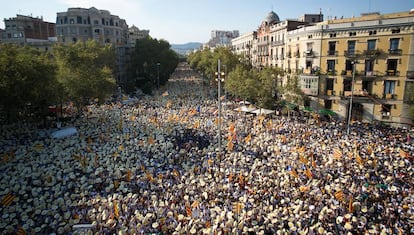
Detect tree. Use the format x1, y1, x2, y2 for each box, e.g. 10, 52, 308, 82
130, 37, 179, 94
53, 40, 116, 112
0, 44, 59, 122
280, 74, 306, 107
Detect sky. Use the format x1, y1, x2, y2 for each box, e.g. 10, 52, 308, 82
0, 0, 413, 44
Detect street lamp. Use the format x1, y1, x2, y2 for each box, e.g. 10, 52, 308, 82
156, 62, 160, 94
215, 59, 225, 155
347, 60, 357, 135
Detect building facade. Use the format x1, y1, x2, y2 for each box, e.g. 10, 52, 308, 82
1, 14, 56, 51
206, 30, 240, 48
128, 25, 150, 47
55, 7, 130, 87
231, 31, 257, 65
231, 10, 414, 126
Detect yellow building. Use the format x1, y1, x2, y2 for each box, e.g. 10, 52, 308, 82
318, 11, 414, 126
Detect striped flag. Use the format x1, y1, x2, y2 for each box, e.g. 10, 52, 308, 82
400, 149, 408, 158
114, 201, 120, 219
125, 170, 132, 182
244, 133, 252, 143
232, 202, 244, 214
333, 148, 342, 160
334, 190, 345, 201
191, 200, 199, 208
299, 155, 308, 165
299, 185, 310, 192
289, 169, 299, 178
0, 193, 15, 207
172, 169, 180, 177
356, 154, 364, 165
186, 205, 192, 216
16, 226, 27, 235
348, 196, 353, 213
227, 140, 234, 151
304, 168, 313, 179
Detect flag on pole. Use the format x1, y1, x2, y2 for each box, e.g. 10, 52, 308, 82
299, 155, 308, 165
356, 154, 364, 165
227, 140, 234, 151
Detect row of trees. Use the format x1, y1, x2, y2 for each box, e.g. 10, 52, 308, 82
128, 38, 179, 94
0, 37, 179, 123
0, 41, 117, 123
187, 47, 305, 109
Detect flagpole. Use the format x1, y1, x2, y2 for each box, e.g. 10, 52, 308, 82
218, 59, 222, 155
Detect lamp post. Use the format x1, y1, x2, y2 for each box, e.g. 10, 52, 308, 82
156, 62, 160, 95
347, 61, 357, 135
215, 59, 225, 155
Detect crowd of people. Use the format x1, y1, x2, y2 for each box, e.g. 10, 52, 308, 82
0, 62, 413, 234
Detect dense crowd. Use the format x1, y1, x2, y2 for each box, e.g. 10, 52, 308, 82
0, 63, 413, 234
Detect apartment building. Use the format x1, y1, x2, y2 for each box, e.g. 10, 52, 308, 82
316, 11, 414, 125
56, 7, 130, 87
1, 14, 56, 52
128, 25, 150, 47
231, 31, 257, 65
232, 10, 414, 126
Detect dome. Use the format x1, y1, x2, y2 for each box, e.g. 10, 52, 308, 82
264, 11, 280, 24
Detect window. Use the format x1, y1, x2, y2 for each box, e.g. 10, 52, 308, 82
77, 16, 82, 24
348, 32, 356, 37
325, 100, 332, 109
391, 28, 400, 34
387, 59, 398, 75
69, 19, 74, 24
327, 60, 336, 72
390, 38, 400, 50
94, 20, 99, 25
347, 40, 356, 55
384, 81, 395, 94
64, 17, 68, 24
389, 38, 401, 54
328, 41, 336, 55
329, 33, 336, 38
365, 59, 374, 75
367, 39, 376, 50
381, 104, 392, 117
345, 60, 354, 71
369, 30, 377, 35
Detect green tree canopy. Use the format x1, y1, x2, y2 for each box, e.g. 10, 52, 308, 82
0, 44, 59, 122
53, 40, 116, 110
130, 37, 179, 94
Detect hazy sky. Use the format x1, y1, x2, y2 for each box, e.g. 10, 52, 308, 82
1, 0, 412, 44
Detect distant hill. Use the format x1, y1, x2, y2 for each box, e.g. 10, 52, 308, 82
171, 42, 202, 55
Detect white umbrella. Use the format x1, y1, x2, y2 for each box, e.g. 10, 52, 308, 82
233, 105, 256, 113
250, 108, 275, 115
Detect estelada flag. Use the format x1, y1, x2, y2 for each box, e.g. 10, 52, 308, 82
232, 202, 244, 214
114, 201, 120, 219
16, 226, 27, 235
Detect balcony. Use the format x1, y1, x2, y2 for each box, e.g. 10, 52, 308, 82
294, 51, 300, 58
344, 50, 359, 58
363, 49, 381, 58
343, 89, 369, 97
287, 51, 292, 58
327, 50, 338, 56
386, 70, 399, 76
388, 49, 402, 55
384, 93, 396, 99
304, 50, 314, 58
